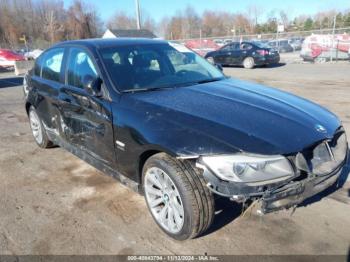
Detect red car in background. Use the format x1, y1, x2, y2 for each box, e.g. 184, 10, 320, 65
184, 39, 220, 56
300, 34, 350, 62
0, 49, 25, 69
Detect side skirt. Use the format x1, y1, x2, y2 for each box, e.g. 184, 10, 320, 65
46, 130, 140, 193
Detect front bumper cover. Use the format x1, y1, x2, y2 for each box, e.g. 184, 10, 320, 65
201, 163, 344, 213
261, 169, 340, 213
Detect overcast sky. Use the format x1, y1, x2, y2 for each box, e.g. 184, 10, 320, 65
63, 0, 350, 23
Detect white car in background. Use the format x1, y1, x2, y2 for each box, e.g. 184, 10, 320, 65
24, 49, 43, 60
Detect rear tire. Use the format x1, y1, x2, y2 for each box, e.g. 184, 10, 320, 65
28, 106, 53, 148
243, 57, 255, 69
142, 153, 214, 240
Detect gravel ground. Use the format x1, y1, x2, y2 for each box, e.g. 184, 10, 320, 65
0, 61, 349, 256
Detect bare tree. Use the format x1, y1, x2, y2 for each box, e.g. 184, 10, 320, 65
247, 5, 264, 33
279, 10, 289, 29
44, 11, 64, 44
181, 6, 201, 39
0, 0, 102, 49
107, 12, 137, 30
66, 0, 101, 39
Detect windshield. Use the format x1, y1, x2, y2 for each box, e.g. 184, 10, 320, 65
99, 43, 224, 92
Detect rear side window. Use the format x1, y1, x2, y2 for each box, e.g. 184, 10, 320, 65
231, 43, 240, 50
67, 48, 97, 89
221, 45, 233, 51
41, 48, 64, 82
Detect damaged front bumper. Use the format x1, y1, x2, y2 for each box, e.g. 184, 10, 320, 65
260, 168, 341, 213
199, 162, 344, 214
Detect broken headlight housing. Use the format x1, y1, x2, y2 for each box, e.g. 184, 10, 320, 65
311, 132, 348, 175
201, 154, 295, 185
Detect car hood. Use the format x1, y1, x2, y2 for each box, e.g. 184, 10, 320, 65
121, 78, 340, 156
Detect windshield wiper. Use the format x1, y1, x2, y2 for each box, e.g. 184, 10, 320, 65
196, 77, 225, 84
122, 77, 226, 93
122, 82, 199, 93
122, 86, 174, 93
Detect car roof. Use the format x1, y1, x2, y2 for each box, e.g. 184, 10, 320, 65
226, 41, 255, 45
270, 39, 288, 42
53, 38, 168, 49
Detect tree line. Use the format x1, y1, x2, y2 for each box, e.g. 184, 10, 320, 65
107, 6, 350, 40
1, 0, 350, 49
0, 0, 102, 49
158, 7, 350, 40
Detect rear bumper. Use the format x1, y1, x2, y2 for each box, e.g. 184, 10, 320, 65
254, 55, 280, 65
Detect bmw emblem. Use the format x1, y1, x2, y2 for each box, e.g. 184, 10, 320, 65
315, 124, 327, 133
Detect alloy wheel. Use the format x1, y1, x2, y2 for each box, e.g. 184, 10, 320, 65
144, 167, 185, 234
244, 57, 254, 69
29, 109, 43, 145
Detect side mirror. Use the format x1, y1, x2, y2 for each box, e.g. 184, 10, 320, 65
82, 75, 102, 97
215, 64, 223, 71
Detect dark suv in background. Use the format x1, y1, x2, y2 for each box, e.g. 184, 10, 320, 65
24, 38, 347, 240
204, 41, 280, 69
268, 39, 294, 53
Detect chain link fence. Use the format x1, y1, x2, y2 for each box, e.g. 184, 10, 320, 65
172, 27, 350, 43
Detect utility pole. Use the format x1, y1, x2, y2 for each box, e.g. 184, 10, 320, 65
199, 28, 202, 52
135, 0, 141, 30
330, 15, 336, 62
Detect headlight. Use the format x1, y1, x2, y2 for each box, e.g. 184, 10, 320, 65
311, 132, 347, 175
201, 154, 294, 185
332, 132, 347, 163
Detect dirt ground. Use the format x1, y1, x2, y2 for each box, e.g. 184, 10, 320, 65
0, 59, 349, 256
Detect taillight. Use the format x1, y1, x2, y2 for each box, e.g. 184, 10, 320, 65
257, 49, 269, 56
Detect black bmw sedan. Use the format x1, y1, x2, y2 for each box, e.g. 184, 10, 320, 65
205, 41, 280, 69
23, 38, 347, 240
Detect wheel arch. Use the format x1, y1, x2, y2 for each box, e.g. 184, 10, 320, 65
25, 101, 32, 115
137, 145, 179, 183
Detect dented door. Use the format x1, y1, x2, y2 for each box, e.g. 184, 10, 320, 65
58, 47, 115, 167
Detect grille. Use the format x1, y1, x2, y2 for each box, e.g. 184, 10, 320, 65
296, 130, 348, 176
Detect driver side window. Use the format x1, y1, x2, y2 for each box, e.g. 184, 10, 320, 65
67, 48, 97, 89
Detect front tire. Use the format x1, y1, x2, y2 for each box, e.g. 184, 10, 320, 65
243, 57, 255, 69
28, 106, 53, 148
142, 153, 214, 240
